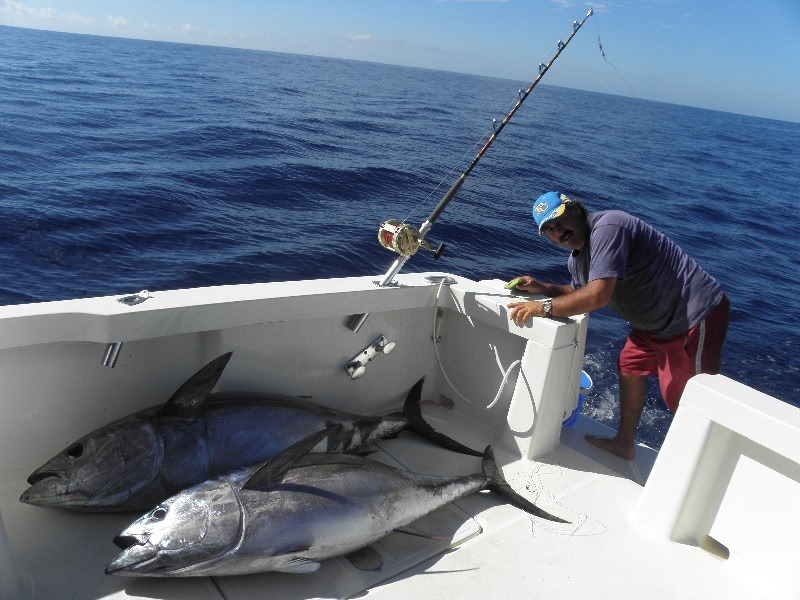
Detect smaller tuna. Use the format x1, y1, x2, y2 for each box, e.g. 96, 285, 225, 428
106, 427, 568, 577
21, 352, 479, 512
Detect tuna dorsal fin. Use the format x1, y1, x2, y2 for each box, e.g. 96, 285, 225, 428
403, 377, 482, 457
243, 426, 340, 491
156, 352, 233, 420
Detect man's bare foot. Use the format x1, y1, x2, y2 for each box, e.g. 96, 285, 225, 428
585, 434, 635, 461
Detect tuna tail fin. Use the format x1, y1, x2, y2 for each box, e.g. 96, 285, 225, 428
403, 378, 482, 457
482, 446, 570, 524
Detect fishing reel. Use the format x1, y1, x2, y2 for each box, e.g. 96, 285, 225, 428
378, 219, 445, 259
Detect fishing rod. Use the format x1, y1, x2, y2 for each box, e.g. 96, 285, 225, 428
349, 8, 594, 333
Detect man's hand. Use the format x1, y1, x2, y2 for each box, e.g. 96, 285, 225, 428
507, 277, 618, 326
507, 301, 544, 326
507, 275, 546, 294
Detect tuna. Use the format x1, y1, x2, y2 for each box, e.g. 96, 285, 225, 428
21, 352, 479, 512
106, 428, 568, 577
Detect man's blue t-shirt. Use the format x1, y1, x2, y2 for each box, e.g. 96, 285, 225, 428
568, 210, 723, 337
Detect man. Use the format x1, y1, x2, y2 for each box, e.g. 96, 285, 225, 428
507, 191, 729, 460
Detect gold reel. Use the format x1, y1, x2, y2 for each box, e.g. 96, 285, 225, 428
378, 219, 424, 256
378, 219, 445, 258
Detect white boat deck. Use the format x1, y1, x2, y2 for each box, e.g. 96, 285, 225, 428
0, 274, 796, 599
0, 420, 768, 600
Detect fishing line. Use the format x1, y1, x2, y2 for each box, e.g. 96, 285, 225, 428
431, 278, 522, 410
401, 11, 595, 228
350, 8, 594, 333
594, 13, 638, 98
402, 131, 491, 226
508, 463, 608, 538
402, 33, 585, 229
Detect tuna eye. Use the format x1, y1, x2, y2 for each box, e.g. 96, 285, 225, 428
151, 507, 168, 521
65, 443, 83, 458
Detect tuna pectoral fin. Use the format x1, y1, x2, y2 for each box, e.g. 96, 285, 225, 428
157, 352, 233, 420
270, 554, 321, 574
243, 426, 342, 491
482, 446, 570, 524
403, 378, 482, 457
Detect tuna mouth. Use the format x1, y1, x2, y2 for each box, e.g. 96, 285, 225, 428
26, 471, 61, 486
19, 475, 90, 507
106, 530, 160, 576
113, 532, 149, 550
105, 542, 160, 576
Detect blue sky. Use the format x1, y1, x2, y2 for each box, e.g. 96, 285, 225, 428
2, 0, 799, 123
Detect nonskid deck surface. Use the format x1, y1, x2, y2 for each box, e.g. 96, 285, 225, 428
367, 434, 767, 600
2, 430, 764, 600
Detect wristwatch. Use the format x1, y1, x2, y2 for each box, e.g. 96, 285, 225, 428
541, 299, 553, 318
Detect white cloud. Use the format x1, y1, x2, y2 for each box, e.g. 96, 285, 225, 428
1, 0, 55, 19
66, 11, 94, 25
345, 33, 373, 42
181, 23, 200, 34
107, 15, 127, 28
208, 29, 231, 39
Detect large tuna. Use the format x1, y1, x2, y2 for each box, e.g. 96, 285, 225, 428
106, 428, 568, 577
21, 352, 478, 512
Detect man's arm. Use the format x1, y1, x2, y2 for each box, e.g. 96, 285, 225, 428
507, 277, 617, 325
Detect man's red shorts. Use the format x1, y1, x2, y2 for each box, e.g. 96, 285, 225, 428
617, 295, 730, 412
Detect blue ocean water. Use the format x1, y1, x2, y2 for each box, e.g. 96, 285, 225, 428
2, 26, 799, 449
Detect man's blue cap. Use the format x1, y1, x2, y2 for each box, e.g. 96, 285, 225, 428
532, 191, 569, 233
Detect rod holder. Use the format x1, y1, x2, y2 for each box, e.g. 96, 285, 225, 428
348, 312, 370, 333
102, 342, 123, 368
